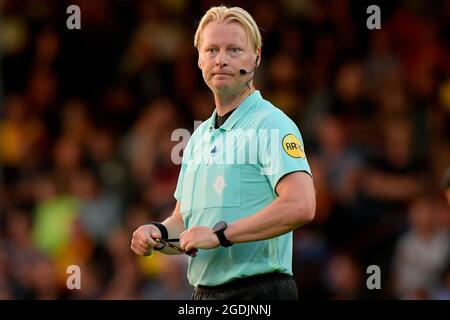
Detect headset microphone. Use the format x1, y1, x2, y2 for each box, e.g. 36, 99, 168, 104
239, 55, 259, 88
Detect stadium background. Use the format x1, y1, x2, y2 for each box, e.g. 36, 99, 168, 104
0, 0, 449, 299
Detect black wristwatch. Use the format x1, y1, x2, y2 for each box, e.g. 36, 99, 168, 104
213, 221, 233, 247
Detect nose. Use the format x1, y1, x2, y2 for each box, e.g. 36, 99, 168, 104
215, 50, 228, 68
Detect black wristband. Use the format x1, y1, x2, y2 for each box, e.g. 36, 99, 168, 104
148, 222, 169, 240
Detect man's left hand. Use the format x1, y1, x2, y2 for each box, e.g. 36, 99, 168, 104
179, 226, 220, 252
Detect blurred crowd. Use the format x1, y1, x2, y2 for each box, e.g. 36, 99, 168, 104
1, 0, 450, 299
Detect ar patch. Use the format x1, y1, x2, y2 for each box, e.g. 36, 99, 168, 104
282, 134, 305, 158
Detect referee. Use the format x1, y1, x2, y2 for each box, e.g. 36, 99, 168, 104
131, 6, 316, 300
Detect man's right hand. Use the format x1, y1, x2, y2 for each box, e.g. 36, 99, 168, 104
130, 224, 163, 256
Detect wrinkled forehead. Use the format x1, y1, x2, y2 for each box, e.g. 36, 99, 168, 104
198, 21, 252, 49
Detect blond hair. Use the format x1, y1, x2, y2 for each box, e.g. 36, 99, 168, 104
194, 6, 262, 51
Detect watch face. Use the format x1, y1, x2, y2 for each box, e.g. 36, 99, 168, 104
213, 221, 226, 233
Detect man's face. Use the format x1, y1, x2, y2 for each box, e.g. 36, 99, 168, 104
197, 21, 259, 95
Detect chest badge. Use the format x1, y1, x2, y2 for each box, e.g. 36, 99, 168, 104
213, 175, 226, 194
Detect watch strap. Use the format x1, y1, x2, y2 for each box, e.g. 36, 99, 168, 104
148, 222, 168, 250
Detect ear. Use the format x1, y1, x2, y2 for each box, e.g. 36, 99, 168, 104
198, 56, 202, 70
256, 48, 262, 67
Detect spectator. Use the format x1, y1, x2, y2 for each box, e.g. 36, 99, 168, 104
442, 167, 450, 206
31, 173, 80, 257
391, 195, 450, 299
325, 254, 364, 299
70, 169, 123, 247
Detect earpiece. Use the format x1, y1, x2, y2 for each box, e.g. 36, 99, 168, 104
239, 55, 259, 76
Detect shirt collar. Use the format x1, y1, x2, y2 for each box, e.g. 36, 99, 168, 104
207, 90, 262, 131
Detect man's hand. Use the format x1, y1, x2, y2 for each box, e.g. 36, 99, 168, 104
130, 224, 163, 256
179, 226, 220, 252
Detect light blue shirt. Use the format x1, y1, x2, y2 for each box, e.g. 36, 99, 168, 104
174, 90, 312, 287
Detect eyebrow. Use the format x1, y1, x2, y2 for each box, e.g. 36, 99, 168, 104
202, 43, 245, 50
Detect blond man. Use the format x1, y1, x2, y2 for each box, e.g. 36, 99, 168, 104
131, 6, 315, 300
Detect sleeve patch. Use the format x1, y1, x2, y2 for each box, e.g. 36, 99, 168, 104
282, 134, 305, 158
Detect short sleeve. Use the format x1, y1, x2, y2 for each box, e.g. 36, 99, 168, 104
258, 111, 312, 194
174, 163, 186, 201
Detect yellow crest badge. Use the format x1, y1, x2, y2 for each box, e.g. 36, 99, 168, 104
282, 134, 305, 158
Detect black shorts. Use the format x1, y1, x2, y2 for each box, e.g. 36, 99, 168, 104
191, 272, 298, 300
